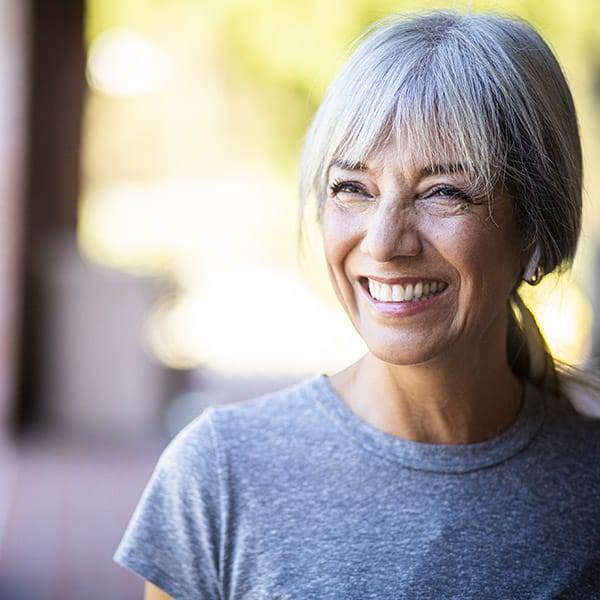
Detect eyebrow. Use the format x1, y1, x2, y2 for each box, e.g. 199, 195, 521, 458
420, 163, 467, 177
330, 159, 468, 176
330, 159, 368, 171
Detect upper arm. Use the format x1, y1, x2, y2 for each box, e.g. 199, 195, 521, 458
145, 581, 174, 600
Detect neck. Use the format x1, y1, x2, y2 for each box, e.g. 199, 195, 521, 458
329, 350, 523, 445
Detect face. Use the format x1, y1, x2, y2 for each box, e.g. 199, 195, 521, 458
322, 137, 525, 367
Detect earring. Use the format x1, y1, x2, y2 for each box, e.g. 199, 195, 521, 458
523, 246, 544, 286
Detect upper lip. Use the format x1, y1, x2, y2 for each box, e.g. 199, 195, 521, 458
360, 275, 447, 285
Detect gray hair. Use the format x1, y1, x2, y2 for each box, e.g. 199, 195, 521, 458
299, 10, 582, 275
299, 10, 597, 406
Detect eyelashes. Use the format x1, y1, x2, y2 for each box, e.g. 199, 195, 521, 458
329, 178, 371, 198
426, 185, 480, 204
328, 179, 480, 205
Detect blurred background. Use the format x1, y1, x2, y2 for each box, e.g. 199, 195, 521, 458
0, 0, 599, 598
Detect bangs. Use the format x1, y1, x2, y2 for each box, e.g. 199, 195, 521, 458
332, 69, 501, 202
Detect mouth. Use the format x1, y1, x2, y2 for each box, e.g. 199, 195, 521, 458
363, 278, 448, 303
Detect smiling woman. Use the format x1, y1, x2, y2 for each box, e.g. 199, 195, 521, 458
115, 10, 600, 599
322, 140, 523, 397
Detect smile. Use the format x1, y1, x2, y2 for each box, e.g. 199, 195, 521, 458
367, 279, 448, 303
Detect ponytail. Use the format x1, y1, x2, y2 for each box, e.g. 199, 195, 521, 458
509, 292, 557, 393
509, 291, 600, 417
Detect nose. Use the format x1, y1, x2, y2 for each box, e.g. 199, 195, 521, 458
359, 201, 422, 262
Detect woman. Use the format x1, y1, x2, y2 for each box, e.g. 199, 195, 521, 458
116, 10, 600, 599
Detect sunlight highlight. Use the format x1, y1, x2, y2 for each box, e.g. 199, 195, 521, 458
86, 29, 170, 96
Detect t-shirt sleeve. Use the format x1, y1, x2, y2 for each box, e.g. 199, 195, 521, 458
114, 408, 223, 600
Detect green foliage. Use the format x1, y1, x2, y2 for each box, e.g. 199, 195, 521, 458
84, 0, 600, 241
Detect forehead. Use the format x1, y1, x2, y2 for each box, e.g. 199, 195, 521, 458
329, 136, 473, 180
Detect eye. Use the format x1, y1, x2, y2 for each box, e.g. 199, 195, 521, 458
427, 185, 475, 203
419, 183, 484, 218
328, 178, 372, 199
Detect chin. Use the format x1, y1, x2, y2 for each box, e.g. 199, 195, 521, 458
365, 340, 441, 368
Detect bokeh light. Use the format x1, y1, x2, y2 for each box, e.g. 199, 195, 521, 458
86, 29, 170, 96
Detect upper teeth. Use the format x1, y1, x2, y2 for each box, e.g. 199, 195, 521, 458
368, 279, 447, 302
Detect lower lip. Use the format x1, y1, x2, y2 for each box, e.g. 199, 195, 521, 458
360, 283, 446, 318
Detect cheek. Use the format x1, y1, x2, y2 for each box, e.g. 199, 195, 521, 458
321, 208, 362, 271
448, 221, 522, 293
321, 209, 366, 316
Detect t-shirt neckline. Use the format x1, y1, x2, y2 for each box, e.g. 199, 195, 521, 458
310, 375, 546, 473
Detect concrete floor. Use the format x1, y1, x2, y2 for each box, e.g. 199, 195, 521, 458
0, 433, 166, 600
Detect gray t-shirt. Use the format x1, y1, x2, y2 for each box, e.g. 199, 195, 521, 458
115, 376, 600, 599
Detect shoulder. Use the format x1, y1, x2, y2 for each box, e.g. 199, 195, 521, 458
114, 376, 335, 597
544, 389, 600, 437
167, 375, 332, 461
537, 388, 600, 471
210, 375, 327, 433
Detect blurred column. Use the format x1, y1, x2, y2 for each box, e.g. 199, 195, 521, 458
17, 0, 86, 427
0, 0, 28, 434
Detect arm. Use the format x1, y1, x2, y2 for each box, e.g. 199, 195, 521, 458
145, 581, 174, 600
